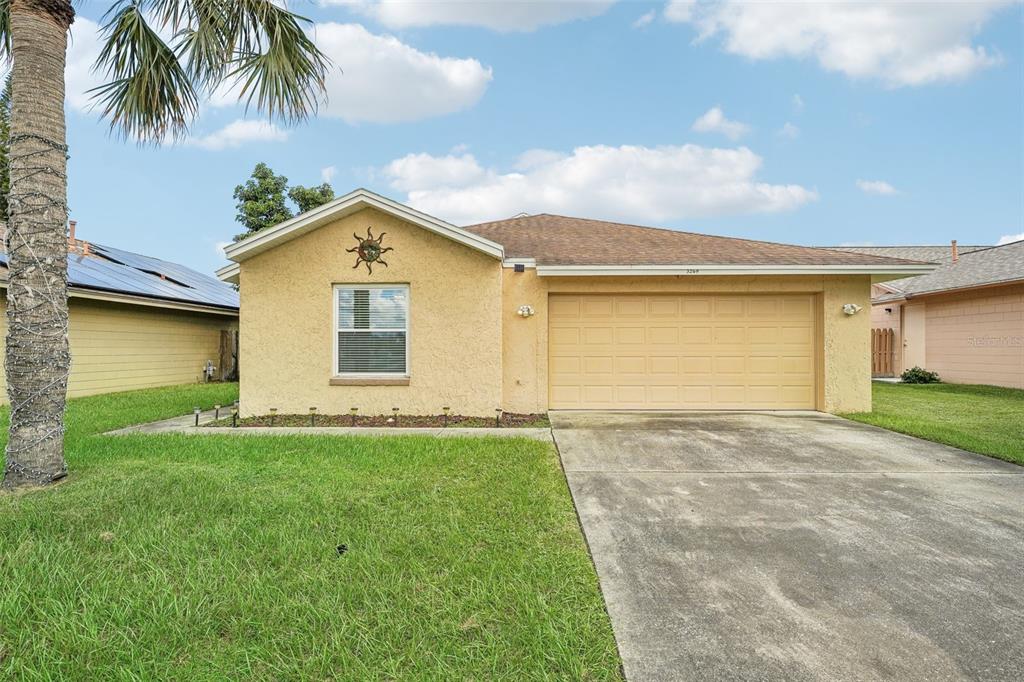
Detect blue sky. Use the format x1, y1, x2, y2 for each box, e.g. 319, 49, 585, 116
64, 1, 1023, 275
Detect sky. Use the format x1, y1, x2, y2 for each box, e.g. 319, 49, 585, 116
62, 1, 1024, 275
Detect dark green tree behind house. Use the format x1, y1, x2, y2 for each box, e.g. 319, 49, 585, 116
233, 162, 292, 239
0, 74, 11, 218
288, 182, 334, 213
233, 162, 335, 240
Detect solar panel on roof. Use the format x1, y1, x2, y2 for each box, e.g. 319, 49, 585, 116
0, 241, 238, 310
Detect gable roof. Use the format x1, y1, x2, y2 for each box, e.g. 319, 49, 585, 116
0, 240, 238, 314
825, 245, 988, 263
222, 188, 504, 268
465, 213, 935, 276
872, 240, 1024, 302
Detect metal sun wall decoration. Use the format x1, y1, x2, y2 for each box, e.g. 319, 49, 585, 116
347, 227, 393, 273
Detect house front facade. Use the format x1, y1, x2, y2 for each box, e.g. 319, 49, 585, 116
836, 241, 1024, 388
218, 189, 932, 418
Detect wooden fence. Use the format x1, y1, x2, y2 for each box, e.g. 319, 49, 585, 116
871, 328, 896, 377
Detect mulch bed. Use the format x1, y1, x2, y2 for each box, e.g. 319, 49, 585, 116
203, 412, 550, 429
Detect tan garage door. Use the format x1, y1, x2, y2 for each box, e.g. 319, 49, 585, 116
549, 294, 817, 409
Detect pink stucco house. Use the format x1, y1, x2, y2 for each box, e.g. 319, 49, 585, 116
833, 240, 1024, 389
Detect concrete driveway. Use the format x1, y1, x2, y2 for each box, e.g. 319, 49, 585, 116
552, 411, 1024, 681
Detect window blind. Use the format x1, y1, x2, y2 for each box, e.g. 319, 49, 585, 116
336, 287, 408, 374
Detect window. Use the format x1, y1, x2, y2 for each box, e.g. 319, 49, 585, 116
335, 285, 408, 375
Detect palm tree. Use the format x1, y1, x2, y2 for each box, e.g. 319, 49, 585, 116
0, 0, 329, 489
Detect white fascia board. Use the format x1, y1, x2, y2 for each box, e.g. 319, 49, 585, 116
216, 262, 240, 284
502, 258, 537, 268
224, 188, 504, 262
535, 264, 939, 277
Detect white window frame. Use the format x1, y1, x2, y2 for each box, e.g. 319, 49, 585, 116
332, 284, 410, 377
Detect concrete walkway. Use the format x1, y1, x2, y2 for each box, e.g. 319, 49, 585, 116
553, 410, 1024, 681
105, 409, 552, 441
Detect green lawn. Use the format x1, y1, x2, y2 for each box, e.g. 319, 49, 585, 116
0, 384, 621, 680
843, 382, 1024, 466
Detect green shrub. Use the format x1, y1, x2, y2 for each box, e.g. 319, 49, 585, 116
901, 366, 941, 384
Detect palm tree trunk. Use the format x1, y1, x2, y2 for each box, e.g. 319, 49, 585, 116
3, 0, 75, 489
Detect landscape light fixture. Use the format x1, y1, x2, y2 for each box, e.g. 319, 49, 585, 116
442, 406, 450, 427
309, 406, 317, 427
392, 407, 400, 427
495, 408, 502, 428
193, 407, 201, 427
269, 407, 277, 427
350, 407, 358, 426
231, 406, 238, 428
214, 404, 221, 419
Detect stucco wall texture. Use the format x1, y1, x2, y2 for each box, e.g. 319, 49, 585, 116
238, 209, 873, 416
239, 208, 503, 417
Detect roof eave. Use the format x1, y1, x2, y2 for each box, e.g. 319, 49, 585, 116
224, 188, 504, 263
216, 262, 240, 284
534, 264, 938, 277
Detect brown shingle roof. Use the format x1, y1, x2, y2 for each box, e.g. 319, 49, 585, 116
464, 214, 926, 266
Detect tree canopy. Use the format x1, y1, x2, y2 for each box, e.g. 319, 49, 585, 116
233, 162, 335, 240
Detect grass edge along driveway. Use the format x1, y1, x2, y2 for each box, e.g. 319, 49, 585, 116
0, 384, 622, 680
842, 382, 1024, 466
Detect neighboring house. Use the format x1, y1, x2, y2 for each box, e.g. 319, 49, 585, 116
0, 223, 239, 398
834, 241, 1024, 388
217, 189, 932, 417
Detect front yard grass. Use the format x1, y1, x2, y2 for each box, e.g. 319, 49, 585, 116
843, 382, 1024, 466
0, 384, 621, 680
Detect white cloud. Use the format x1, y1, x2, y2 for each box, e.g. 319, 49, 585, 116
997, 233, 1023, 245
321, 166, 338, 183
67, 17, 490, 127
777, 122, 800, 139
856, 179, 899, 196
186, 120, 289, 151
381, 142, 817, 225
65, 17, 105, 111
302, 23, 491, 124
691, 106, 750, 140
792, 94, 804, 112
330, 0, 616, 31
665, 1, 1010, 86
633, 10, 657, 29
383, 152, 485, 193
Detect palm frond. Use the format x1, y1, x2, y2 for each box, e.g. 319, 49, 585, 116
91, 0, 198, 143
89, 0, 330, 141
0, 0, 10, 63
222, 0, 330, 123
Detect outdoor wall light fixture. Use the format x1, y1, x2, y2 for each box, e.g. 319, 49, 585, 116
517, 305, 535, 318
842, 303, 863, 316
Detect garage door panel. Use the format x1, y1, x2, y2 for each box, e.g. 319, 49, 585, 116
549, 294, 817, 410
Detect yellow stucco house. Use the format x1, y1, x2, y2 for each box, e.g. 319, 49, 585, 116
217, 189, 932, 418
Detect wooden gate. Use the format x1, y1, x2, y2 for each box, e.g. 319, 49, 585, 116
872, 328, 896, 377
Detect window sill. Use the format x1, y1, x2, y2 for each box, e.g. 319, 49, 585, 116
330, 376, 410, 386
